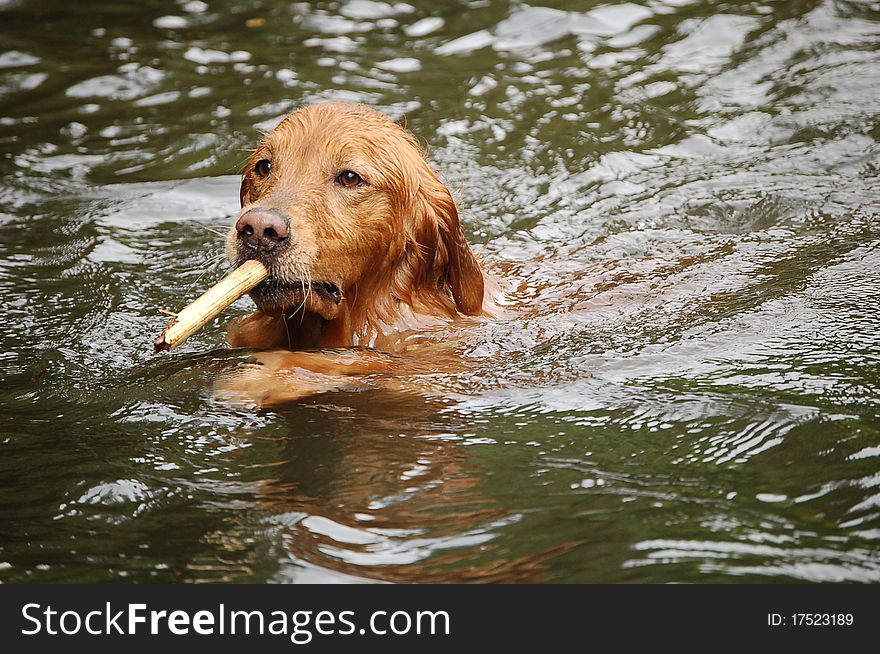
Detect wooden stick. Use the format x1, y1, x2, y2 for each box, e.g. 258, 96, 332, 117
154, 259, 269, 352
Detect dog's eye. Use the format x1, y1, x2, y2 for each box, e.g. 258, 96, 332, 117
336, 170, 364, 188
254, 159, 272, 178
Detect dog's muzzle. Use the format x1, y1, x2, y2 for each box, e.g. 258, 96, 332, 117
235, 209, 289, 254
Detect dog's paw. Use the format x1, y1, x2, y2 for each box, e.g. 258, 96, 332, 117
213, 357, 362, 408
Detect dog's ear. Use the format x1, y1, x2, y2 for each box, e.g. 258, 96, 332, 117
414, 180, 485, 316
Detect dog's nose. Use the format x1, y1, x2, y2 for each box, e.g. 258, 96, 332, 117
235, 210, 289, 251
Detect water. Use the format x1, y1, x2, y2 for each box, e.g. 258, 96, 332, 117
1, 0, 878, 583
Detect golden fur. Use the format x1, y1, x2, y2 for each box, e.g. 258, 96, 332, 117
219, 102, 495, 405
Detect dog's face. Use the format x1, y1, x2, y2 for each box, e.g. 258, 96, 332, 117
227, 102, 484, 327
227, 103, 397, 318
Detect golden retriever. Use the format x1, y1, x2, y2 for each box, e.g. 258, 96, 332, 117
218, 102, 498, 405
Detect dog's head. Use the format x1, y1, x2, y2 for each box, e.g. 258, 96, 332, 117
227, 102, 484, 326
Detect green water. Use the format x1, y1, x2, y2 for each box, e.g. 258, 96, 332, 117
1, 0, 878, 582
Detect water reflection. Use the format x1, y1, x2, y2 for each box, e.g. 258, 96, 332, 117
249, 395, 571, 583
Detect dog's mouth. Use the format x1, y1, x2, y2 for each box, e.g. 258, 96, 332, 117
248, 278, 344, 319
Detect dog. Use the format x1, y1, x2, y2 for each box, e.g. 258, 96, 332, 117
217, 102, 499, 406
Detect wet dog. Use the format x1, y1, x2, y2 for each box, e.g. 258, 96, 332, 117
218, 102, 498, 405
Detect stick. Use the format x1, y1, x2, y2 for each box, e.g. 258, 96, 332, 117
154, 259, 269, 352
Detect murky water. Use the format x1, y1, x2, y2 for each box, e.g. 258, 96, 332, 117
1, 0, 878, 583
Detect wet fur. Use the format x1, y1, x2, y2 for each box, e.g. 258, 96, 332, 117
219, 102, 495, 405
